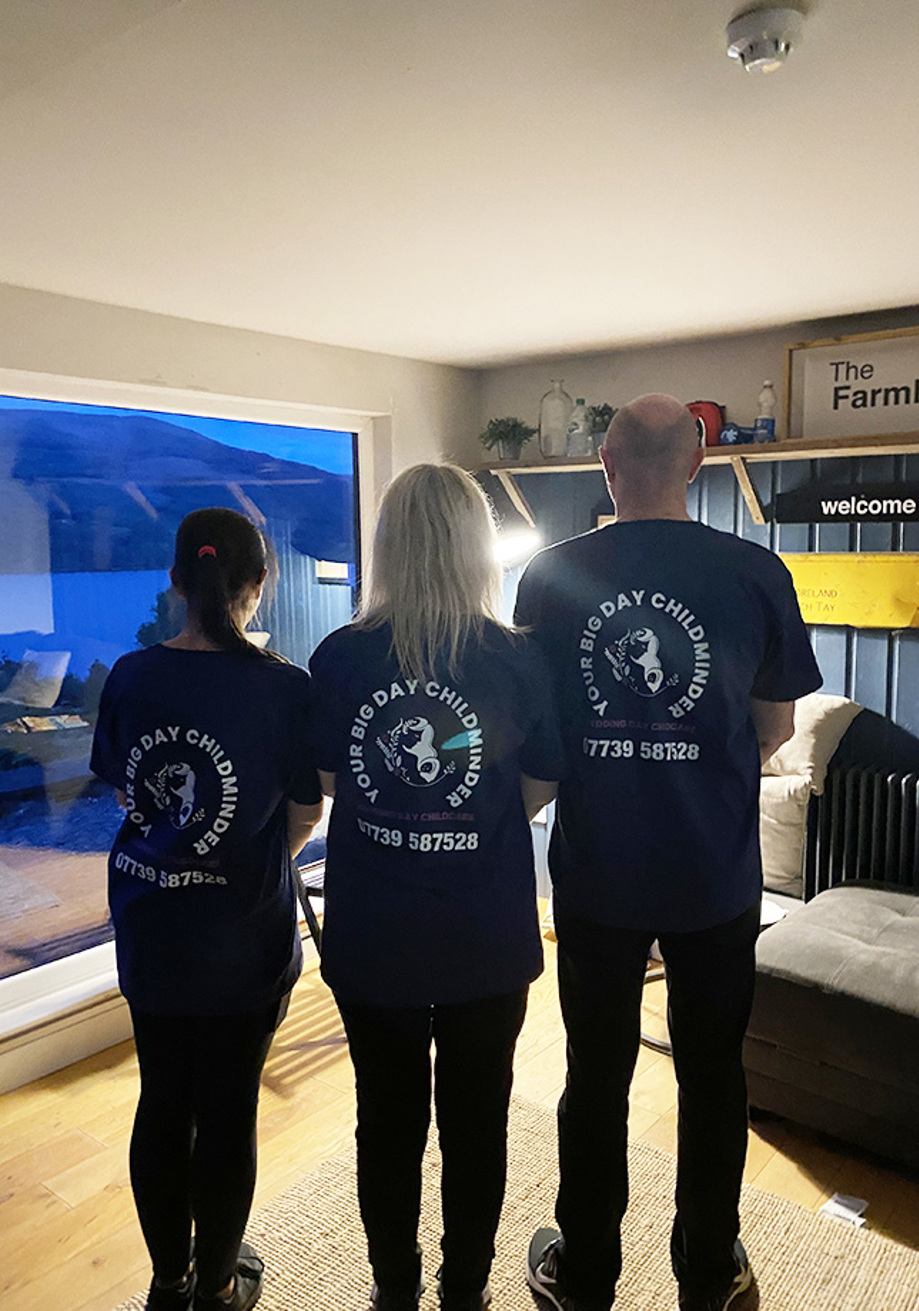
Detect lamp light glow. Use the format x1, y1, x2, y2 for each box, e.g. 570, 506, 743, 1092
495, 529, 542, 565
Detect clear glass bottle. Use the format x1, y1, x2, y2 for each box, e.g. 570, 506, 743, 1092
539, 380, 573, 458
566, 398, 593, 457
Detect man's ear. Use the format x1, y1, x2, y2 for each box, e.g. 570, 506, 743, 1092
687, 445, 705, 485
599, 445, 616, 490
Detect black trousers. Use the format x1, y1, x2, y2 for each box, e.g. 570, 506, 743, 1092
553, 903, 760, 1309
129, 994, 288, 1297
337, 988, 529, 1301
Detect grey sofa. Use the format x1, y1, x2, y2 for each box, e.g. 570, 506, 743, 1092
744, 881, 919, 1169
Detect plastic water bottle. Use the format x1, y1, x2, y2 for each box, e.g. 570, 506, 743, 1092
754, 380, 777, 443
538, 380, 573, 458
565, 398, 593, 457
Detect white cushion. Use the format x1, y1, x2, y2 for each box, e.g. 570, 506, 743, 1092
762, 692, 862, 795
0, 650, 70, 708
759, 773, 811, 899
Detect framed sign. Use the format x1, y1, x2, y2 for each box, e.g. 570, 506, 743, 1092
784, 326, 919, 441
780, 553, 919, 628
774, 482, 919, 524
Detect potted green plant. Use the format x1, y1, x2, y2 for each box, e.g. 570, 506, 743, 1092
588, 403, 617, 451
479, 416, 537, 462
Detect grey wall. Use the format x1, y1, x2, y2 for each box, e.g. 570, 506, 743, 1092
464, 305, 919, 468
0, 281, 481, 510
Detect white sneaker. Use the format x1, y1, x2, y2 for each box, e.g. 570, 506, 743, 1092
526, 1228, 577, 1311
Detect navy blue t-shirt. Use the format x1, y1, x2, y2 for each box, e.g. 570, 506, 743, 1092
515, 521, 822, 932
308, 621, 565, 1007
91, 645, 321, 1016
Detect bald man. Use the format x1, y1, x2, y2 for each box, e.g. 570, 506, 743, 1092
516, 396, 821, 1311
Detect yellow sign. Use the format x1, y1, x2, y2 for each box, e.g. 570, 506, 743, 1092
780, 553, 919, 628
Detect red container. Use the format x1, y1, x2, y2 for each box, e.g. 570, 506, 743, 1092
687, 401, 725, 447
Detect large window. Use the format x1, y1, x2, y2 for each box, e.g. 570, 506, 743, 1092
0, 394, 357, 982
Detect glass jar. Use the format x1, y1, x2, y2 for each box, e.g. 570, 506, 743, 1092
539, 380, 573, 458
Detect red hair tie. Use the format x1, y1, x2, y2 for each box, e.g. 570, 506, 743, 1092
197, 544, 217, 559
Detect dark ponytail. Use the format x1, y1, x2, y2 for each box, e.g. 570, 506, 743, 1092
172, 508, 282, 659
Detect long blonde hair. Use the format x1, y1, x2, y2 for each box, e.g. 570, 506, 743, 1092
355, 463, 508, 683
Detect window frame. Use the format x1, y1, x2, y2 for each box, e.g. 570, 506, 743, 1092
0, 366, 373, 1058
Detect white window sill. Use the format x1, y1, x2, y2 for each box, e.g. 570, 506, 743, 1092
0, 940, 119, 1040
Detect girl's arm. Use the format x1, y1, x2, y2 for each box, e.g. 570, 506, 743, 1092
288, 799, 323, 858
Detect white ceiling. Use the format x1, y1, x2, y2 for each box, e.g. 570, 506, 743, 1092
1, 0, 918, 366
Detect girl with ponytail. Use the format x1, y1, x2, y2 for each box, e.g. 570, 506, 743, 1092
91, 507, 322, 1311
170, 508, 280, 660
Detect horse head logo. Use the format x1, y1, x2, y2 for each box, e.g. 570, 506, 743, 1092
376, 716, 456, 788
604, 627, 676, 698
145, 761, 202, 829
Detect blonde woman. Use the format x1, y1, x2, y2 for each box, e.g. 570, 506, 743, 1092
308, 464, 563, 1311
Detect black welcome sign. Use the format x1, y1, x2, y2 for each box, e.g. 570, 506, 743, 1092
774, 482, 919, 524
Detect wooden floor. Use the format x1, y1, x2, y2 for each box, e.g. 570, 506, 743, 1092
0, 843, 110, 978
2, 929, 919, 1311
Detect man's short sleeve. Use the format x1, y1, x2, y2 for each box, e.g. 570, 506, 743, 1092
518, 641, 566, 782
751, 558, 823, 702
514, 553, 548, 631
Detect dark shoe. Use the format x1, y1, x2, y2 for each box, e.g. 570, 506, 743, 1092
439, 1293, 491, 1311
435, 1264, 492, 1311
368, 1275, 425, 1311
194, 1242, 264, 1311
146, 1271, 195, 1311
678, 1240, 754, 1311
526, 1228, 594, 1311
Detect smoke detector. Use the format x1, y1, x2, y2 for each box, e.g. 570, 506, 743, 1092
726, 6, 804, 73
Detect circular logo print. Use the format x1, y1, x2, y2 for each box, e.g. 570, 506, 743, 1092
580, 589, 711, 720
123, 725, 238, 855
348, 678, 485, 809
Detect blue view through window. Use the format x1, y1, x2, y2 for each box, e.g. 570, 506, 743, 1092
0, 393, 356, 980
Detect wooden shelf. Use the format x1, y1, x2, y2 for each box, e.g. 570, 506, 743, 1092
481, 455, 604, 474
479, 430, 919, 476
478, 431, 919, 529
703, 430, 919, 464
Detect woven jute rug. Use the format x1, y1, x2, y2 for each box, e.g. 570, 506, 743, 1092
116, 1096, 919, 1311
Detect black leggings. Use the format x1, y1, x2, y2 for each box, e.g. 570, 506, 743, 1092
129, 995, 288, 1297
337, 988, 529, 1301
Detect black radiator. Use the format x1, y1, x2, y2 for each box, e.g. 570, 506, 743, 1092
804, 765, 919, 900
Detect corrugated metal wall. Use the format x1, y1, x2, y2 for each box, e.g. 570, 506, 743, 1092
502, 453, 919, 736
260, 516, 354, 669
